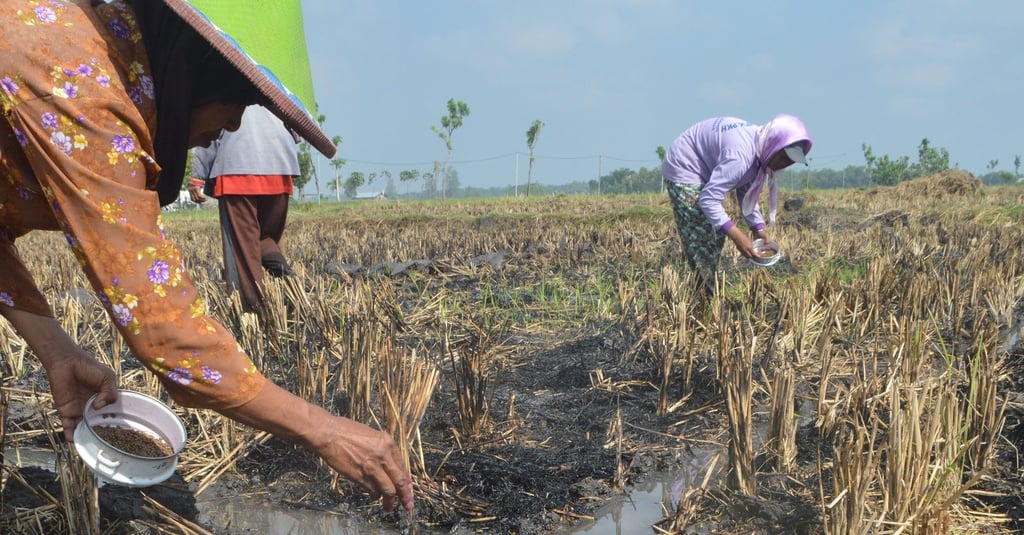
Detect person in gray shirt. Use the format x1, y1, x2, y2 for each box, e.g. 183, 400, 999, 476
190, 104, 299, 311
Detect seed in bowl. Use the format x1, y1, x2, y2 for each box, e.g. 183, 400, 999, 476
92, 425, 173, 458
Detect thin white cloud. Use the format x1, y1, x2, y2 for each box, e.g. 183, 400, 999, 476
862, 18, 983, 90
418, 16, 583, 88
576, 0, 690, 44
699, 80, 754, 106
509, 22, 577, 56
419, 0, 691, 62
885, 95, 936, 117
892, 63, 957, 88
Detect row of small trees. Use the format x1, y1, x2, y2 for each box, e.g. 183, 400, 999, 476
296, 98, 553, 201
862, 138, 1022, 185
426, 99, 546, 200
295, 108, 1023, 200
861, 138, 951, 186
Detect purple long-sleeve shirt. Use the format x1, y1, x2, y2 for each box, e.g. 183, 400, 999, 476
662, 117, 765, 233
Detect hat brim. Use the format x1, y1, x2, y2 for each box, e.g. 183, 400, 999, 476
162, 0, 336, 158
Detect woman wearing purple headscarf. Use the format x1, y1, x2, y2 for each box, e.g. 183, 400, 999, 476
662, 114, 812, 295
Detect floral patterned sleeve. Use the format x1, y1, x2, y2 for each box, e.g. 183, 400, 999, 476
0, 0, 266, 410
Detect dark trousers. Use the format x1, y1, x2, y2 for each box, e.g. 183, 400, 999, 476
217, 193, 293, 311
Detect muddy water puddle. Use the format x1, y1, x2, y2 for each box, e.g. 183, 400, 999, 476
194, 494, 417, 534
4, 445, 724, 534
192, 473, 678, 535
565, 473, 681, 534
191, 447, 726, 534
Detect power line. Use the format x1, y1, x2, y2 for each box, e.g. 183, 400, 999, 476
807, 152, 848, 163
344, 152, 516, 166
592, 155, 660, 164
532, 154, 599, 161
340, 152, 658, 168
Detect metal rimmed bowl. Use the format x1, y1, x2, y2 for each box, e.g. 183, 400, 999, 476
749, 239, 782, 267
74, 390, 186, 487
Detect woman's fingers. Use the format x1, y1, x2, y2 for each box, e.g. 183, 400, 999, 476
218, 386, 416, 513
358, 444, 413, 512
387, 449, 415, 510
62, 415, 80, 441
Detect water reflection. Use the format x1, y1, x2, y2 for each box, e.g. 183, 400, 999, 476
195, 477, 678, 535
5, 446, 727, 535
566, 447, 724, 535
566, 473, 676, 535
2, 447, 56, 471
195, 494, 406, 535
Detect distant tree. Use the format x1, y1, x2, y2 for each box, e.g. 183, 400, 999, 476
626, 167, 663, 193
312, 112, 326, 200
296, 140, 314, 199
526, 183, 547, 196
328, 136, 345, 201
344, 171, 365, 198
430, 98, 470, 201
399, 169, 420, 197
368, 170, 392, 196
295, 108, 329, 202
981, 159, 1015, 184
656, 146, 667, 192
429, 161, 441, 199
1015, 155, 1022, 181
598, 168, 659, 194
444, 167, 461, 198
422, 171, 437, 198
862, 143, 911, 185
525, 119, 544, 197
914, 138, 949, 177
779, 164, 871, 190
994, 171, 1016, 183
862, 138, 952, 186
384, 175, 397, 198
327, 167, 342, 196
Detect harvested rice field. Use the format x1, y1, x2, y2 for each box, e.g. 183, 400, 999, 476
2, 171, 1024, 534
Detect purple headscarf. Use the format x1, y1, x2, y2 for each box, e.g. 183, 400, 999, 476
742, 114, 812, 225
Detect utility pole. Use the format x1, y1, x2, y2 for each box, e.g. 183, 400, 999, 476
597, 155, 602, 195
514, 152, 519, 197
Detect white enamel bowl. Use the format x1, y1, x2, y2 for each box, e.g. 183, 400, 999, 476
750, 239, 782, 267
74, 391, 186, 487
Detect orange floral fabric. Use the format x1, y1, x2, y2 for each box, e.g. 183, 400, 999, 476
0, 1, 266, 410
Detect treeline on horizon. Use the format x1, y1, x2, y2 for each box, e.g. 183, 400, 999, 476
285, 98, 1024, 201
290, 138, 1024, 201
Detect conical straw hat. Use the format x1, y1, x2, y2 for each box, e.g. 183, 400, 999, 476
162, 0, 335, 157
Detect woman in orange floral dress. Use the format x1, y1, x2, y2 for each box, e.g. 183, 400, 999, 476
0, 0, 412, 513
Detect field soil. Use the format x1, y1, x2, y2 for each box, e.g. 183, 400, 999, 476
7, 311, 1021, 534
4, 318, 729, 533
3, 183, 1024, 534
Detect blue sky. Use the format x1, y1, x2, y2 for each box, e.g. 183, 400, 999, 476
300, 1, 1024, 191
